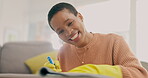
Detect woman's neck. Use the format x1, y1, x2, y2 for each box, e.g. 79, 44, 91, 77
77, 32, 94, 48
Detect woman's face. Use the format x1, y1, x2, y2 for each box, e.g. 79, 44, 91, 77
50, 9, 87, 47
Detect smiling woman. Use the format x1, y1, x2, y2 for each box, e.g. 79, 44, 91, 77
46, 2, 148, 78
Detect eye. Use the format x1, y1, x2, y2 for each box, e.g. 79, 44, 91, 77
68, 20, 74, 26
58, 30, 64, 35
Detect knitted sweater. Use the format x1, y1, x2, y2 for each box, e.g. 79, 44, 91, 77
58, 33, 148, 78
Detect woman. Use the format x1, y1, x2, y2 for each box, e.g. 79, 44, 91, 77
45, 2, 148, 78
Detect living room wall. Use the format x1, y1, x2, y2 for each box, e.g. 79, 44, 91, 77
136, 0, 148, 62
0, 0, 29, 45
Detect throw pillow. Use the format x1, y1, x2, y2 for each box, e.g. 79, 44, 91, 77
24, 51, 58, 74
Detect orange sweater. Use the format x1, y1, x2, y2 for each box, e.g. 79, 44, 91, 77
58, 33, 148, 78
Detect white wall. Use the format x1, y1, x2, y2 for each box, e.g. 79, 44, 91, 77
0, 0, 29, 45
136, 0, 148, 62
78, 0, 130, 33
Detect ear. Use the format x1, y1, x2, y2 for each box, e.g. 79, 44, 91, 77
77, 13, 83, 22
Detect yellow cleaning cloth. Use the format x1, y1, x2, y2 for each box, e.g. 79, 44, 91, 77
44, 61, 122, 78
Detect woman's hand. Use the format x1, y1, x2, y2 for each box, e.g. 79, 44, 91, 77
44, 60, 62, 72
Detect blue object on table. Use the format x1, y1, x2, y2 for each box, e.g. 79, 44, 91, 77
47, 56, 54, 64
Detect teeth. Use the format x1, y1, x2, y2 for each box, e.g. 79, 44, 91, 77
71, 33, 78, 40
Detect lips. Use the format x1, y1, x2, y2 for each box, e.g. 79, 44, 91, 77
71, 33, 78, 40
69, 31, 80, 42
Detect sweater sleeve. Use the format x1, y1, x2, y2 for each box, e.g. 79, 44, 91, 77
113, 35, 148, 78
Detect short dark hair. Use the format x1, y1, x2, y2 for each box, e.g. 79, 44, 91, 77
48, 2, 78, 30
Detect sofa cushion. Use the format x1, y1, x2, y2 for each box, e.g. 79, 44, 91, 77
25, 51, 58, 74
0, 45, 1, 66
141, 61, 148, 71
0, 74, 43, 78
0, 45, 1, 54
0, 45, 2, 54
0, 41, 54, 74
0, 45, 1, 51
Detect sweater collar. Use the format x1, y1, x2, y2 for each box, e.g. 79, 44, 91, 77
75, 33, 98, 50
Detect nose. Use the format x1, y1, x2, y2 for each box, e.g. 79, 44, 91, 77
65, 28, 73, 37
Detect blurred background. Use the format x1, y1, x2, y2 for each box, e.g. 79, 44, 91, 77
0, 0, 148, 62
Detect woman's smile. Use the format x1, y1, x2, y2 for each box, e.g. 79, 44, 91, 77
69, 31, 80, 42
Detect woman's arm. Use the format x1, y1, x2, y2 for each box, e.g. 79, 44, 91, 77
113, 35, 148, 78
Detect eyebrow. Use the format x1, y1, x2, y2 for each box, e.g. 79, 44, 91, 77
55, 18, 70, 32
64, 18, 70, 24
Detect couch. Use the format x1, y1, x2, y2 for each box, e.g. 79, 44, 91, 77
0, 41, 55, 78
0, 41, 112, 78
